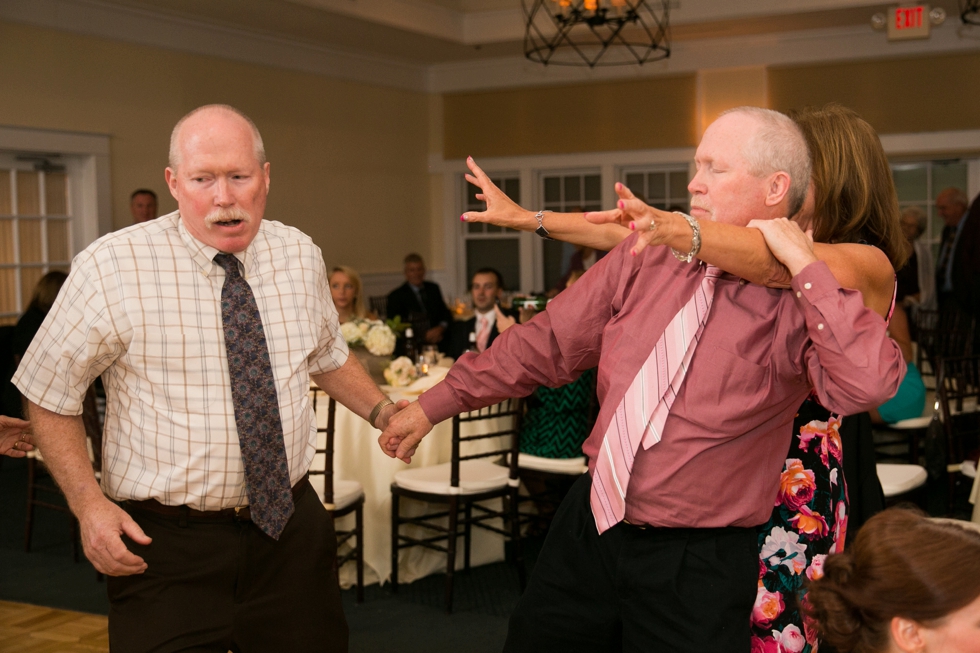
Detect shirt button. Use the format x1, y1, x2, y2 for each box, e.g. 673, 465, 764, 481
796, 291, 802, 298
817, 323, 825, 330
804, 282, 812, 290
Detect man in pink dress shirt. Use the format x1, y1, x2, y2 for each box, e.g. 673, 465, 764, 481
381, 108, 904, 652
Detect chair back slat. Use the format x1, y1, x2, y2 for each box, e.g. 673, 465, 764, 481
309, 386, 336, 505
936, 356, 980, 468
451, 397, 524, 488
369, 295, 388, 320
916, 309, 975, 377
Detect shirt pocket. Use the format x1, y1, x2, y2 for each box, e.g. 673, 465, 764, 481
127, 331, 216, 414
682, 344, 771, 429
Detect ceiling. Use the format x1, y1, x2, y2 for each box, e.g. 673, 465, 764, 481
87, 0, 965, 66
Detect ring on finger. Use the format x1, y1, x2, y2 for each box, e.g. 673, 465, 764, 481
649, 219, 656, 232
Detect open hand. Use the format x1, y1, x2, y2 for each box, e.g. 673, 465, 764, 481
461, 157, 534, 230
495, 305, 517, 332
586, 183, 681, 256
0, 415, 34, 457
78, 495, 153, 576
746, 218, 817, 277
378, 402, 434, 464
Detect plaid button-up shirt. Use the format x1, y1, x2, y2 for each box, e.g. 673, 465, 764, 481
14, 211, 348, 510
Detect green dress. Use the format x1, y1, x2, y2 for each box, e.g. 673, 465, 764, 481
519, 368, 597, 459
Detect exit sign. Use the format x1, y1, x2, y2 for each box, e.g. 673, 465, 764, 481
888, 4, 931, 40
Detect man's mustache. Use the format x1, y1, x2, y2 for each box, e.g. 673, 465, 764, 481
204, 207, 251, 227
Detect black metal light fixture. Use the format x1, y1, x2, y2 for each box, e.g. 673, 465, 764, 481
962, 0, 980, 25
523, 0, 670, 67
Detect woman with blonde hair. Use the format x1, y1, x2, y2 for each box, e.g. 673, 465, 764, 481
328, 265, 375, 324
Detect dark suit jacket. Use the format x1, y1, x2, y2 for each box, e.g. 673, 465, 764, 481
951, 193, 980, 317
386, 280, 452, 352
446, 308, 518, 360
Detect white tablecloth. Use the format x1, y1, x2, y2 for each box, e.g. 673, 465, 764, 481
314, 366, 511, 587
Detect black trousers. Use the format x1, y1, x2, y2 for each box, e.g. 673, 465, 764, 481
505, 475, 758, 653
108, 479, 347, 653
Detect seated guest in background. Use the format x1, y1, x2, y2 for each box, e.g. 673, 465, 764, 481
898, 206, 934, 311
446, 268, 515, 360
807, 509, 980, 653
872, 305, 925, 424
1, 270, 68, 419
329, 265, 375, 324
129, 188, 158, 224
387, 253, 452, 352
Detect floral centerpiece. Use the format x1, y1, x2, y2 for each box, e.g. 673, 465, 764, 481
340, 318, 396, 357
383, 356, 418, 388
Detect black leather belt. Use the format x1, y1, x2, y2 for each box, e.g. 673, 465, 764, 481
126, 474, 309, 523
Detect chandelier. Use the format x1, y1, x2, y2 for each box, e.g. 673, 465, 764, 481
523, 0, 671, 67
962, 0, 980, 25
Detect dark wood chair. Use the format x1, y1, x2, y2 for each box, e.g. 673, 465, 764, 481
390, 398, 525, 613
25, 385, 102, 561
309, 388, 365, 602
935, 356, 980, 512
916, 309, 975, 384
368, 295, 388, 320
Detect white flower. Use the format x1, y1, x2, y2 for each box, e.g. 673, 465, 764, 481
760, 526, 808, 575
773, 624, 806, 653
365, 324, 396, 356
384, 356, 417, 387
340, 321, 364, 346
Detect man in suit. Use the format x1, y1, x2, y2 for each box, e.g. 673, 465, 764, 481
387, 253, 453, 353
935, 187, 975, 316
447, 268, 517, 360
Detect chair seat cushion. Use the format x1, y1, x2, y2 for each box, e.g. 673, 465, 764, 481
519, 454, 588, 475
394, 460, 510, 496
877, 463, 928, 497
888, 415, 933, 430
309, 475, 364, 511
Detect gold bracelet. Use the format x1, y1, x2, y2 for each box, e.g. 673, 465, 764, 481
369, 397, 394, 429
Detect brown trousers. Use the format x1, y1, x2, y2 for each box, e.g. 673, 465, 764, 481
108, 479, 347, 653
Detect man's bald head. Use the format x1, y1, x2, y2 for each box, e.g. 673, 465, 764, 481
169, 104, 265, 170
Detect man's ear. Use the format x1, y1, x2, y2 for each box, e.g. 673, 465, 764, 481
890, 616, 927, 652
764, 171, 792, 208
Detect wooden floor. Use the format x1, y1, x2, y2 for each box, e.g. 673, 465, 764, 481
0, 601, 108, 652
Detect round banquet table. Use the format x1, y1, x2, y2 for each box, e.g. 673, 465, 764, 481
314, 355, 511, 588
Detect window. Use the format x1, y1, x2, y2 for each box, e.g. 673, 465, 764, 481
0, 158, 73, 326
461, 174, 521, 293
892, 160, 970, 258
621, 167, 690, 212
540, 171, 602, 291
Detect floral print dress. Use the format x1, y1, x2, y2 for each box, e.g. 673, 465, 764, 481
751, 398, 847, 653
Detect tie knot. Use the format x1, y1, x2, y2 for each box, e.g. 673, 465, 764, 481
214, 253, 240, 277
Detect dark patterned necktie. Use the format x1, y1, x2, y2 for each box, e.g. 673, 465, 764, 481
214, 253, 294, 540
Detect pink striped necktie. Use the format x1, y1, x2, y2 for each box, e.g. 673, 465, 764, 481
476, 315, 490, 352
590, 264, 723, 534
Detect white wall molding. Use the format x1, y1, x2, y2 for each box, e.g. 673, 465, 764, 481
428, 21, 980, 93
0, 0, 428, 93
359, 269, 453, 308
879, 129, 980, 157
3, 0, 979, 95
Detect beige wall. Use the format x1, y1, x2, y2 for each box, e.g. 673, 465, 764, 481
0, 21, 431, 275
443, 75, 698, 159
769, 52, 980, 135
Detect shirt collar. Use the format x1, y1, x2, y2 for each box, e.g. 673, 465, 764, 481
474, 308, 496, 324
174, 210, 256, 279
